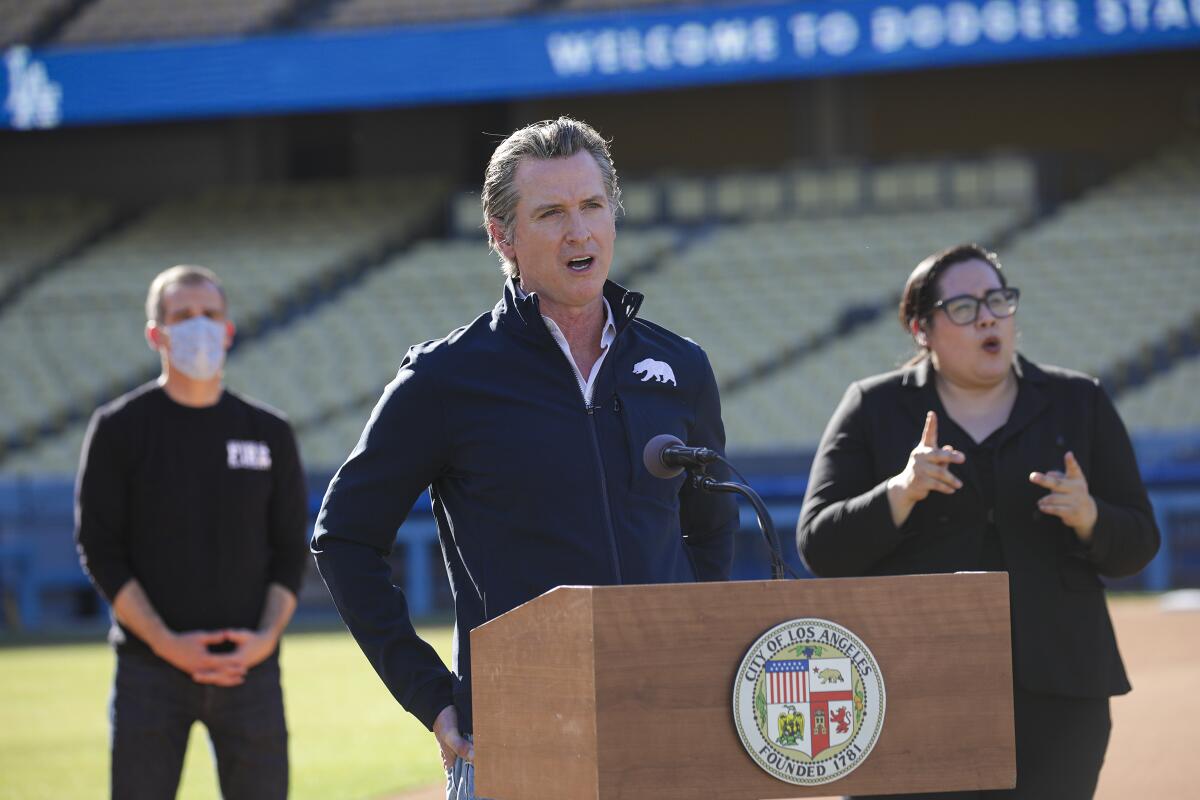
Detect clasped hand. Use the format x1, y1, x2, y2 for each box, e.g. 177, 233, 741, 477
156, 628, 277, 686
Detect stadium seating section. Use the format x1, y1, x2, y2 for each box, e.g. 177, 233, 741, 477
559, 0, 723, 10
1, 144, 1198, 476
1008, 148, 1199, 378
691, 207, 1026, 450
57, 0, 293, 45
1118, 355, 1200, 433
0, 0, 74, 46
0, 195, 113, 296
321, 0, 538, 29
14, 0, 942, 46
20, 0, 713, 45
0, 178, 446, 472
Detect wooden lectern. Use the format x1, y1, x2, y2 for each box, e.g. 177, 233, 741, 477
472, 572, 1014, 799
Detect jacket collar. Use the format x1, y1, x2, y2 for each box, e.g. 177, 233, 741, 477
494, 277, 644, 343
1000, 355, 1050, 445
899, 354, 1049, 445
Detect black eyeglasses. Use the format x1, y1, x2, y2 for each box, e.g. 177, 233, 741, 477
932, 287, 1020, 325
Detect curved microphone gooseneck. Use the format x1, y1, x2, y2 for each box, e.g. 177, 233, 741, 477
643, 435, 797, 580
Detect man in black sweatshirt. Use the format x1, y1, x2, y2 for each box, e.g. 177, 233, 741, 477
75, 265, 309, 800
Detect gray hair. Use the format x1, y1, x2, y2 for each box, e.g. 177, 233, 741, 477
481, 116, 623, 279
145, 264, 225, 322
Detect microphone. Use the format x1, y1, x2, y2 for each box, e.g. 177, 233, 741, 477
643, 434, 720, 479
643, 433, 798, 580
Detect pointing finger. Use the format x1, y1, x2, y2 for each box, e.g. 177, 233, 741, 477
1032, 468, 1072, 488
920, 411, 938, 448
920, 450, 960, 465
1038, 497, 1077, 518
919, 463, 962, 491
940, 445, 966, 463
927, 477, 961, 494
1064, 451, 1085, 480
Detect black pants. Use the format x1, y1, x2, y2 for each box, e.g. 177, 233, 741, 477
850, 685, 1111, 800
110, 652, 288, 800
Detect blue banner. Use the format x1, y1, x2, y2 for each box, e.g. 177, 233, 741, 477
4, 0, 1199, 129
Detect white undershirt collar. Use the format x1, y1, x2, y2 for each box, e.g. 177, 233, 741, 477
515, 284, 616, 404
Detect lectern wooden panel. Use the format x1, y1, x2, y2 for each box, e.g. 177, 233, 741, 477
472, 573, 1014, 799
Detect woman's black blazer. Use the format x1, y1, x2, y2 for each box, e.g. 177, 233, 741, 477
798, 355, 1159, 698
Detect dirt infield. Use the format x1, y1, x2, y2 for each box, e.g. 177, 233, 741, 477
388, 595, 1199, 799
1096, 594, 1198, 799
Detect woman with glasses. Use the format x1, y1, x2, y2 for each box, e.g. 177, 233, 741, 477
798, 244, 1159, 799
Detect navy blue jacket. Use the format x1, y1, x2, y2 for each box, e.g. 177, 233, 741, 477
313, 279, 738, 733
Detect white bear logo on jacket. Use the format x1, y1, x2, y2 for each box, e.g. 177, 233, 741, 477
633, 358, 677, 386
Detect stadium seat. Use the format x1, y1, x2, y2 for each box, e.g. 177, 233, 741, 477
1118, 354, 1200, 433
617, 180, 662, 225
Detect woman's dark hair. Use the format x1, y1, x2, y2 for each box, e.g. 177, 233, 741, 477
899, 243, 1006, 344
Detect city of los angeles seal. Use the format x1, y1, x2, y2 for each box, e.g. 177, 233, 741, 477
732, 618, 885, 786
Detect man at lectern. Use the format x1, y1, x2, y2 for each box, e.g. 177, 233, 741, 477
312, 117, 739, 800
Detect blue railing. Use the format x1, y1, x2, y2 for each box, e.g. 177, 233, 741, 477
4, 444, 1200, 629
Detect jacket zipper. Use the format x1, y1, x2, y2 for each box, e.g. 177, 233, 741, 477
546, 328, 625, 583
586, 401, 623, 582
552, 346, 624, 583
539, 294, 637, 583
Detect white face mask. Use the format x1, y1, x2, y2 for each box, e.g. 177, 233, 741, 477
164, 316, 227, 380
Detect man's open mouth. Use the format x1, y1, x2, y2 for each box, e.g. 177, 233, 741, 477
567, 256, 594, 271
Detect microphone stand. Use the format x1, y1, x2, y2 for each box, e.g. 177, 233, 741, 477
687, 466, 792, 581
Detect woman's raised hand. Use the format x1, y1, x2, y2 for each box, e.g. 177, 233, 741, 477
886, 411, 965, 527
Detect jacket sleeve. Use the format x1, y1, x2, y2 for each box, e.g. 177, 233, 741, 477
311, 354, 455, 731
266, 422, 309, 595
797, 383, 909, 577
678, 351, 737, 580
1082, 383, 1160, 578
74, 409, 133, 602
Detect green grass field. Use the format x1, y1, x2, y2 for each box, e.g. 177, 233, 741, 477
0, 625, 453, 800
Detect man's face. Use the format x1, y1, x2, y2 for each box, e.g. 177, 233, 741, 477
494, 150, 616, 316
147, 280, 233, 356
